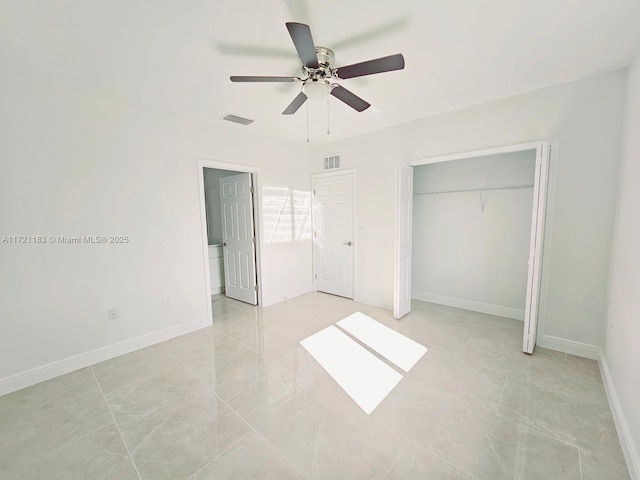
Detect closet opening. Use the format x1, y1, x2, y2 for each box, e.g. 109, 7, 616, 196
394, 142, 551, 353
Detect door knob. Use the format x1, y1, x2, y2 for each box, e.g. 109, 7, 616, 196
223, 242, 226, 247
343, 241, 352, 246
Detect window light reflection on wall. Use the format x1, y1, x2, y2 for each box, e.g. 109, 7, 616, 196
262, 187, 312, 244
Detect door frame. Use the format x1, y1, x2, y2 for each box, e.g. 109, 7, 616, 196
311, 169, 357, 298
197, 158, 263, 324
395, 140, 554, 354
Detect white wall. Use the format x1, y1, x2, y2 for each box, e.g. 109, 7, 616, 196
311, 70, 626, 352
412, 151, 536, 319
603, 48, 640, 476
0, 66, 312, 391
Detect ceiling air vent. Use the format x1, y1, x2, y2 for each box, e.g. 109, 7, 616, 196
323, 154, 341, 170
221, 113, 254, 126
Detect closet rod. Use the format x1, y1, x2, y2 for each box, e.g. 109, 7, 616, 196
414, 184, 534, 196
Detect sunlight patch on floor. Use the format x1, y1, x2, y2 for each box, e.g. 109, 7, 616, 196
337, 311, 427, 372
300, 312, 427, 414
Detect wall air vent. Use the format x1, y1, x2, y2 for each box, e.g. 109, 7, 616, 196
323, 154, 341, 170
221, 113, 255, 126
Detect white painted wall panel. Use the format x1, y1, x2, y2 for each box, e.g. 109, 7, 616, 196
604, 48, 640, 476
0, 66, 312, 383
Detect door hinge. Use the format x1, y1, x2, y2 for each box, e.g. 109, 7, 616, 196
255, 285, 258, 292
313, 189, 316, 196
252, 237, 256, 244
250, 186, 254, 194
314, 274, 317, 279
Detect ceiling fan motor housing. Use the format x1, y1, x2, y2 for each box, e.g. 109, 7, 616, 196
305, 46, 335, 80
315, 47, 335, 69
302, 47, 335, 100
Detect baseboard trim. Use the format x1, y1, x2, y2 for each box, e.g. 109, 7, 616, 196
536, 335, 600, 360
262, 285, 314, 307
353, 293, 393, 310
411, 291, 524, 320
0, 316, 210, 397
599, 351, 640, 480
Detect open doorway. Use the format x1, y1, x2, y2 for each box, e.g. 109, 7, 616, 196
394, 141, 552, 354
197, 159, 262, 324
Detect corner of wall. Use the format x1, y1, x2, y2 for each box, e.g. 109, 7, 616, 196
599, 350, 640, 480
537, 335, 600, 359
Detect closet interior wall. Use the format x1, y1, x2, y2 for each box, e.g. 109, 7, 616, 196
411, 150, 537, 320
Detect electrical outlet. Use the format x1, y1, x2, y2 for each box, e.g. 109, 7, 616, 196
162, 296, 171, 308
108, 308, 118, 320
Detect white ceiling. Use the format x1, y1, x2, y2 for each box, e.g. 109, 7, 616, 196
2, 0, 640, 145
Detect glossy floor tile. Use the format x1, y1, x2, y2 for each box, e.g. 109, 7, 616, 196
0, 293, 630, 479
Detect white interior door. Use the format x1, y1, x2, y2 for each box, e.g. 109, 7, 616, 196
220, 173, 258, 305
523, 142, 551, 353
313, 172, 354, 298
394, 164, 413, 318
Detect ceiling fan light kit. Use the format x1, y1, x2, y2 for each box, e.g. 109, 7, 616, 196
230, 22, 405, 127
303, 80, 330, 101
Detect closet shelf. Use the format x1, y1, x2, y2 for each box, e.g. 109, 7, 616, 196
414, 184, 534, 196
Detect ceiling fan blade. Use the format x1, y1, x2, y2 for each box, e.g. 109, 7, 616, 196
278, 66, 306, 93
330, 86, 370, 112
230, 76, 299, 82
286, 22, 319, 69
335, 54, 405, 79
282, 92, 308, 115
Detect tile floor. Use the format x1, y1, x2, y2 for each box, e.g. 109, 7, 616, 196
0, 293, 630, 479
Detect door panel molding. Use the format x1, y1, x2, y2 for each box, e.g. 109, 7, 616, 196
312, 169, 356, 299
220, 173, 258, 305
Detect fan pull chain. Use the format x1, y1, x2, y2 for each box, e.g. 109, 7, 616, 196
306, 101, 310, 143
327, 94, 331, 135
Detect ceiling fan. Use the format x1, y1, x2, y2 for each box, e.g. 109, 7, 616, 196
230, 22, 405, 115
